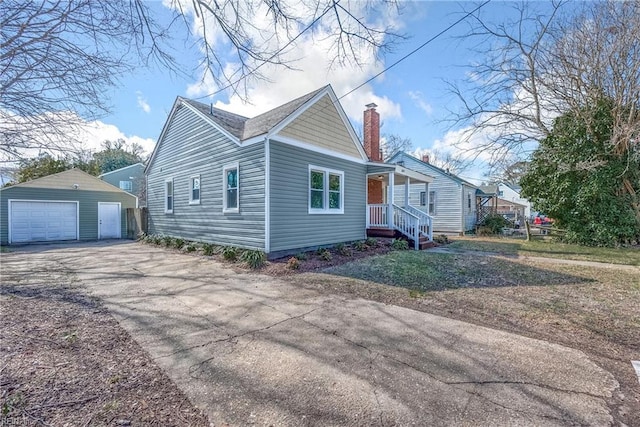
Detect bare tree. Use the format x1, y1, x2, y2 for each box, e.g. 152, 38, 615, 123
1, 0, 174, 162
447, 1, 640, 169
416, 148, 470, 175
1, 0, 403, 162
381, 134, 412, 160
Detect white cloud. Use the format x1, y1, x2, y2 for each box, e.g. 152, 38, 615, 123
173, 0, 404, 126
136, 91, 151, 114
1, 109, 155, 164
408, 91, 433, 116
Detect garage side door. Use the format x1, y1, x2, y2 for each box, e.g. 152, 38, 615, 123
10, 201, 78, 243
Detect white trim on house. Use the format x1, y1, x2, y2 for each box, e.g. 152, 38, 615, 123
222, 162, 240, 214
164, 177, 174, 214
272, 135, 366, 164
8, 199, 80, 244
181, 100, 242, 146
264, 138, 271, 253
308, 164, 345, 215
98, 202, 122, 239
189, 174, 201, 205
428, 190, 436, 215
268, 86, 369, 162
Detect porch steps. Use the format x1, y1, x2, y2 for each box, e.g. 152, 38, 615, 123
413, 237, 436, 250
366, 227, 399, 238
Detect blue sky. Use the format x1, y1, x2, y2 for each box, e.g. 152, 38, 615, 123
88, 1, 553, 183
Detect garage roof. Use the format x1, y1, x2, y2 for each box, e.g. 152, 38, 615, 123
2, 169, 130, 193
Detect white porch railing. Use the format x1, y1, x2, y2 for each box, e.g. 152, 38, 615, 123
392, 204, 420, 250
366, 204, 388, 227
404, 205, 433, 242
367, 204, 433, 249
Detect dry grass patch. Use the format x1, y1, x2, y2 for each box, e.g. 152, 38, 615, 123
448, 236, 640, 265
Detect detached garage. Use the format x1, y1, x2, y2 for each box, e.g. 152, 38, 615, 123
1, 169, 138, 245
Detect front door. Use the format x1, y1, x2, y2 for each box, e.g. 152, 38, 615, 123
98, 202, 121, 239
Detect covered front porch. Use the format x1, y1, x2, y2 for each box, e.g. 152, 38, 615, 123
366, 163, 434, 250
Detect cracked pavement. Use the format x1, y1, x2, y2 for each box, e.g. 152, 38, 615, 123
3, 241, 619, 426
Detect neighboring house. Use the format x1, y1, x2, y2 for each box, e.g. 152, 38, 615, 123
0, 169, 137, 245
146, 85, 435, 257
99, 163, 145, 205
387, 152, 478, 234
480, 182, 535, 219
496, 182, 535, 219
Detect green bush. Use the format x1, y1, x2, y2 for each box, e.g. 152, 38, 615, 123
336, 243, 352, 257
318, 248, 332, 261
185, 243, 197, 252
294, 252, 308, 261
480, 214, 511, 235
353, 240, 367, 251
391, 239, 409, 250
222, 246, 238, 262
162, 235, 174, 247
240, 249, 266, 269
202, 243, 217, 256
433, 234, 449, 244
173, 238, 186, 249
365, 237, 378, 247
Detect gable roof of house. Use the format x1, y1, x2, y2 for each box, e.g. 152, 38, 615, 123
98, 162, 145, 178
147, 85, 368, 173
181, 86, 327, 142
388, 152, 478, 188
1, 168, 135, 194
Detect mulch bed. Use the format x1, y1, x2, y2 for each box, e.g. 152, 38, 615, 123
0, 263, 210, 427
262, 238, 396, 275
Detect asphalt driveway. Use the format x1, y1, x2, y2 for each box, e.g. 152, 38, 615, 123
2, 241, 619, 426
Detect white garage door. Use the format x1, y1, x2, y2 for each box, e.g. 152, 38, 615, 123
10, 201, 78, 243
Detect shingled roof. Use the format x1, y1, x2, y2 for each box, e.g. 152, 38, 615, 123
181, 85, 328, 141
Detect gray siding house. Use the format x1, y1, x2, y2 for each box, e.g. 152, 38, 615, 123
388, 152, 478, 234
99, 163, 145, 204
1, 169, 137, 245
146, 85, 435, 257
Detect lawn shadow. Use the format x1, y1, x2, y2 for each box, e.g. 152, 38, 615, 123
321, 251, 593, 292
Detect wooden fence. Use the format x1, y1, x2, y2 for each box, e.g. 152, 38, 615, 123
524, 221, 566, 241
125, 208, 148, 239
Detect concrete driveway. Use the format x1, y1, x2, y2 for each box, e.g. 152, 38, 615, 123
3, 241, 618, 426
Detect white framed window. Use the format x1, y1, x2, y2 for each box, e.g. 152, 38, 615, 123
119, 180, 132, 191
309, 165, 344, 214
164, 178, 174, 214
222, 162, 239, 213
428, 190, 436, 215
189, 175, 201, 204
419, 191, 426, 206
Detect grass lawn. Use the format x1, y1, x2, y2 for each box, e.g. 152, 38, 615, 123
304, 249, 640, 426
447, 236, 640, 265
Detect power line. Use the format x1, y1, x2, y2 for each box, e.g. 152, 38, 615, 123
338, 0, 491, 102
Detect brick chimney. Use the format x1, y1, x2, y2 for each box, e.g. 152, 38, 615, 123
363, 103, 381, 162
422, 154, 430, 164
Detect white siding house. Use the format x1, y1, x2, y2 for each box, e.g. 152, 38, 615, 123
388, 152, 478, 234
497, 182, 535, 219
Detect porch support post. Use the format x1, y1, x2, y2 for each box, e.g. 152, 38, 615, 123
404, 177, 410, 208
388, 172, 394, 228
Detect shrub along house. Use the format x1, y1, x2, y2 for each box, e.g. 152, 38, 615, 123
0, 169, 137, 245
145, 85, 435, 257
